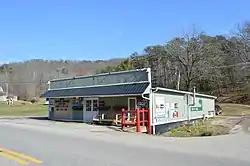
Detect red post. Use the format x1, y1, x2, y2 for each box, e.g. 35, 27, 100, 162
142, 108, 145, 126
136, 109, 141, 132
121, 109, 125, 130
147, 109, 152, 134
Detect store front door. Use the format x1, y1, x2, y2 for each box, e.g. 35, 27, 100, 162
83, 98, 99, 123
127, 97, 137, 121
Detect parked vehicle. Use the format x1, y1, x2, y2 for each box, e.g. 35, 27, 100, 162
215, 104, 222, 115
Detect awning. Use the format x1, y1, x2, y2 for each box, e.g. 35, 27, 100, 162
41, 82, 149, 98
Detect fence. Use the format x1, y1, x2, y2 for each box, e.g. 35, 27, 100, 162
121, 108, 151, 134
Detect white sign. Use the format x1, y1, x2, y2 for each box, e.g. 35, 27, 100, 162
154, 96, 169, 124
156, 97, 165, 116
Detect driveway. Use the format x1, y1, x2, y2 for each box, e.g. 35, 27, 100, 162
0, 118, 249, 166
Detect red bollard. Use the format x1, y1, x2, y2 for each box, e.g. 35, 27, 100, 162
147, 109, 152, 134
121, 109, 125, 130
136, 109, 141, 132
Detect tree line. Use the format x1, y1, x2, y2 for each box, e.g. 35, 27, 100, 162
1, 21, 250, 100
0, 59, 123, 100
100, 22, 250, 96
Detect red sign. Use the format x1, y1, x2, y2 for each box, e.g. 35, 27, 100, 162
172, 111, 178, 118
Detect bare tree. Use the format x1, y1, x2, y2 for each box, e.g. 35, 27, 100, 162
236, 21, 250, 62
0, 59, 123, 100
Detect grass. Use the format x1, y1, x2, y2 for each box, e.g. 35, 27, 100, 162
164, 103, 250, 137
0, 101, 48, 116
166, 120, 230, 137
220, 103, 250, 116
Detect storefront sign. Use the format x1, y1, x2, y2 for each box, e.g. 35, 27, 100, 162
98, 100, 105, 107
154, 96, 169, 124
153, 95, 182, 125
190, 99, 203, 111
137, 100, 148, 109
169, 102, 179, 119
55, 99, 69, 111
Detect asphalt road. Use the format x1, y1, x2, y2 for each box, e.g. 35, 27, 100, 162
0, 118, 250, 166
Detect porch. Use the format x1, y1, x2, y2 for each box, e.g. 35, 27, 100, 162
47, 95, 149, 125
93, 96, 149, 125
41, 82, 150, 124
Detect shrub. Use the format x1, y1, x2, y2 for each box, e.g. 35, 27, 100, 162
30, 98, 39, 103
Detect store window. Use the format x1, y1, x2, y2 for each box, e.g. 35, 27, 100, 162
86, 100, 92, 111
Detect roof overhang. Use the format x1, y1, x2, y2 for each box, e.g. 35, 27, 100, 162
41, 82, 150, 98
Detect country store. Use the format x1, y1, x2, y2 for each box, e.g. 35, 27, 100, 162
41, 68, 217, 134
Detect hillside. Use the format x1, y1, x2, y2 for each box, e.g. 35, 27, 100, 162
0, 59, 124, 100
217, 93, 250, 105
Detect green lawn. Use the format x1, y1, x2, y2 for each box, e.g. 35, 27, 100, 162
220, 103, 250, 116
0, 101, 48, 116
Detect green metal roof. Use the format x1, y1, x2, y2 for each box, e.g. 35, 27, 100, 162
41, 82, 149, 98
49, 68, 150, 90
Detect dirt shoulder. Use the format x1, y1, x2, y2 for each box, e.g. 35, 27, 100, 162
210, 116, 245, 134
239, 117, 250, 133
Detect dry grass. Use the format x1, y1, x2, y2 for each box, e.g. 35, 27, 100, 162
0, 101, 47, 116
220, 103, 250, 116
164, 103, 250, 137
166, 120, 230, 137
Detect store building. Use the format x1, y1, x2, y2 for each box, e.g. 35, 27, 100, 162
41, 68, 216, 134
41, 68, 151, 123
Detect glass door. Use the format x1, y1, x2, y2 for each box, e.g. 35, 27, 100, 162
84, 98, 99, 123
128, 97, 137, 121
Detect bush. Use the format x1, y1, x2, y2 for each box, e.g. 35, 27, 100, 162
30, 98, 38, 103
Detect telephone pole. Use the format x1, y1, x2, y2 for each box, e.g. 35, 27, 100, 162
175, 67, 181, 90
5, 83, 8, 97
176, 70, 180, 90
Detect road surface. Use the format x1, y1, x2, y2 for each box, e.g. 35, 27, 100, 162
0, 118, 250, 166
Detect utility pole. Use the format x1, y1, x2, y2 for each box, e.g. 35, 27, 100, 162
175, 67, 181, 90
4, 66, 12, 97
177, 70, 180, 90
5, 83, 8, 97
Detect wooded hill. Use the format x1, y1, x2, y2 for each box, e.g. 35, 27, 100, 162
101, 22, 250, 102
0, 59, 123, 100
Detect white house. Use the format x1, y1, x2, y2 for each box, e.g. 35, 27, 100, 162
0, 87, 18, 102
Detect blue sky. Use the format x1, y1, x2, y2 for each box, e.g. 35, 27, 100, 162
0, 0, 249, 63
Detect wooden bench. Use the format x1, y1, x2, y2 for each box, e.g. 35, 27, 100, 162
93, 107, 123, 125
